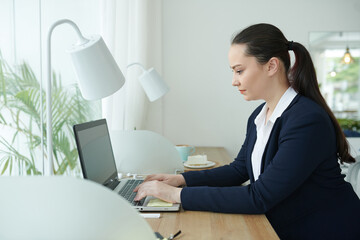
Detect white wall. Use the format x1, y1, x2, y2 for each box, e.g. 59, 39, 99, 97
154, 0, 360, 158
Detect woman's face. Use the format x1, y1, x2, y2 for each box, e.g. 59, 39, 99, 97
228, 44, 269, 101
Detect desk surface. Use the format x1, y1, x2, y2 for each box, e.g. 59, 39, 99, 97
146, 147, 279, 239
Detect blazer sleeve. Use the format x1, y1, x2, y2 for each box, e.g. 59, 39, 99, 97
180, 109, 336, 214
181, 141, 249, 187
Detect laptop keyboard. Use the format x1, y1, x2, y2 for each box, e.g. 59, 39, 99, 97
118, 179, 145, 206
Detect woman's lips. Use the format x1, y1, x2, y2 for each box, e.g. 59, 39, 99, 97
239, 90, 246, 94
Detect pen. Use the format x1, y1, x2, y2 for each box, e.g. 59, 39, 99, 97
169, 230, 181, 239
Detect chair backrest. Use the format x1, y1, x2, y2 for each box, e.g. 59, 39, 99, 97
343, 138, 360, 197
347, 137, 360, 158
110, 130, 184, 174
0, 176, 155, 240
346, 158, 360, 198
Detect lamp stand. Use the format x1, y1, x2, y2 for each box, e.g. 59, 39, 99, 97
46, 19, 89, 175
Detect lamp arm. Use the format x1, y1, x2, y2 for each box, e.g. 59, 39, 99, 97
48, 19, 89, 45
46, 19, 88, 175
127, 62, 146, 71
123, 63, 146, 130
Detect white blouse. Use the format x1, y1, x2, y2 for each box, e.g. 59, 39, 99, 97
251, 87, 298, 181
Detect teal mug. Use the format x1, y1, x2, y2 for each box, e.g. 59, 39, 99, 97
175, 145, 195, 162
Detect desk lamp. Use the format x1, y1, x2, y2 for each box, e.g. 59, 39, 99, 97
127, 62, 169, 102
46, 19, 125, 175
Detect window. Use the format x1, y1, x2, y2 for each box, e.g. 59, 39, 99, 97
309, 32, 360, 129
0, 0, 101, 176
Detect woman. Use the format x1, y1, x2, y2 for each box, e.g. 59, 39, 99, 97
134, 23, 360, 239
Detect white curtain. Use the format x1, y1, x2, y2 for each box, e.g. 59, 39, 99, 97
99, 0, 163, 131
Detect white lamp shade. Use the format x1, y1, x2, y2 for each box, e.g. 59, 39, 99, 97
138, 67, 169, 102
68, 35, 125, 100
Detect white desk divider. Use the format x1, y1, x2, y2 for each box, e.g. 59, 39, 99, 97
0, 176, 155, 240
110, 130, 184, 175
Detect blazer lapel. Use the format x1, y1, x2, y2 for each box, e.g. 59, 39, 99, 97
260, 94, 302, 174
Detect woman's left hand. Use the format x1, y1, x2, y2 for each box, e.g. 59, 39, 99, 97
133, 180, 182, 203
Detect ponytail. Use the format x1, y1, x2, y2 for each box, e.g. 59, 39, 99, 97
289, 42, 354, 164
232, 23, 355, 163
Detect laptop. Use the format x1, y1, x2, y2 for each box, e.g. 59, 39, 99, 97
73, 119, 180, 211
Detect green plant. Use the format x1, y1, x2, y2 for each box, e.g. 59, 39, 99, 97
0, 55, 100, 175
337, 118, 360, 132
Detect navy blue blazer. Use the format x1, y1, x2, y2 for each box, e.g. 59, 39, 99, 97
181, 95, 360, 239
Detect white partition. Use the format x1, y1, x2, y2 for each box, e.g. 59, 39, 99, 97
0, 177, 155, 240
110, 130, 184, 175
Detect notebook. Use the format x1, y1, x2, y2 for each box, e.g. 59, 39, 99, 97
73, 119, 180, 212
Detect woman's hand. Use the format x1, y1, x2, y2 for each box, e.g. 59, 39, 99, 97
143, 174, 186, 187
133, 180, 182, 203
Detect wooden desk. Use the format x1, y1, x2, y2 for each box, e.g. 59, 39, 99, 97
146, 147, 279, 239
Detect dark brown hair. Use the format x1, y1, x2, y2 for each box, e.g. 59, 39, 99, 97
232, 23, 354, 164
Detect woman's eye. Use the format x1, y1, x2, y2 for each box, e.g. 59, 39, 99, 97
236, 70, 243, 75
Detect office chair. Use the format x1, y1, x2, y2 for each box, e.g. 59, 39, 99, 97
0, 176, 155, 240
346, 158, 360, 198
342, 138, 360, 197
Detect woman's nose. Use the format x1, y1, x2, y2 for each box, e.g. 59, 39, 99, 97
232, 78, 240, 86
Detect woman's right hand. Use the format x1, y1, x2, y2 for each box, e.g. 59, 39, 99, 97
143, 174, 186, 187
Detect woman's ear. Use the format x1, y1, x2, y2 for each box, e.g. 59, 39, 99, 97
267, 57, 280, 76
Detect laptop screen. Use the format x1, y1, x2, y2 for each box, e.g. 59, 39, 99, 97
73, 119, 118, 185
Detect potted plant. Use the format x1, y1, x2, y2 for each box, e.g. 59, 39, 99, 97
0, 55, 100, 175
